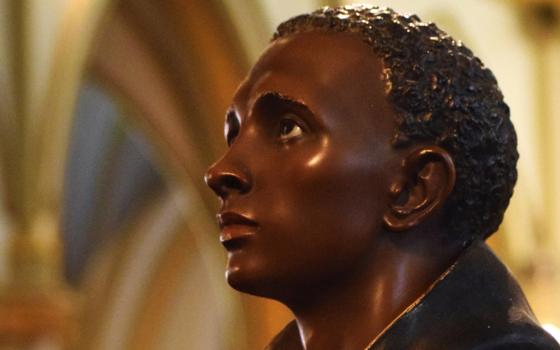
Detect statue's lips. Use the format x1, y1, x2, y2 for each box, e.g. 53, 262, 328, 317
217, 212, 259, 249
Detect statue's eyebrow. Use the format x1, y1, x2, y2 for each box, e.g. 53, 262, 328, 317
248, 91, 314, 118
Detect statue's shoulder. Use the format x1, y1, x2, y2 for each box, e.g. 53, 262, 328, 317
371, 240, 560, 350
265, 241, 560, 350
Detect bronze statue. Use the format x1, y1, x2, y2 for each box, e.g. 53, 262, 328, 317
205, 5, 560, 349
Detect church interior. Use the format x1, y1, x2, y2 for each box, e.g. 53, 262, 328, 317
0, 0, 559, 349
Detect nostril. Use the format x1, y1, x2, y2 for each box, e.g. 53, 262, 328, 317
220, 173, 251, 195
223, 174, 241, 190
205, 169, 251, 198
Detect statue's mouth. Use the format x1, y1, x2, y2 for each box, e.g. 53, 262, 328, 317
217, 211, 259, 250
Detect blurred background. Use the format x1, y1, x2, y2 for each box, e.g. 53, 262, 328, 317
0, 0, 559, 349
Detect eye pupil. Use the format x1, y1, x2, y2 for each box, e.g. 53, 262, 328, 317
278, 117, 303, 141
281, 121, 295, 135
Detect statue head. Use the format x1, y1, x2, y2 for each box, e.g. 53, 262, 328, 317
273, 5, 518, 243
205, 5, 518, 302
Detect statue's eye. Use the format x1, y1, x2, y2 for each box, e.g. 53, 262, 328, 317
278, 116, 304, 142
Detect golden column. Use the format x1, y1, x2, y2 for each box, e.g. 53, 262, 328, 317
0, 0, 111, 348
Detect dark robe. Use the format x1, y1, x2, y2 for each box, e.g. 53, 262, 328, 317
266, 240, 560, 350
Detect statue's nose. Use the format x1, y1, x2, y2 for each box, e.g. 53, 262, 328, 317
204, 156, 252, 199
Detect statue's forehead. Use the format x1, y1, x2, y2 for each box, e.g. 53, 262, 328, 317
227, 30, 397, 146
233, 31, 384, 113
253, 31, 377, 74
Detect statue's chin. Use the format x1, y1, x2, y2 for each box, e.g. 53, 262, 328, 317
225, 266, 264, 296
225, 263, 284, 300
224, 258, 259, 292
223, 251, 318, 302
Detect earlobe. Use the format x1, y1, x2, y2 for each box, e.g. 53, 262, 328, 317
383, 146, 456, 232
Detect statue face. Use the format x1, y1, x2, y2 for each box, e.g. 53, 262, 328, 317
206, 32, 405, 301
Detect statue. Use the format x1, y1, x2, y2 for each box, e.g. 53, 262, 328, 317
205, 5, 560, 349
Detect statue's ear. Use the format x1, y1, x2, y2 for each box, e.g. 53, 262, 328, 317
383, 146, 456, 232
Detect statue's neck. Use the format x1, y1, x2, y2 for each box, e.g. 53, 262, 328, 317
287, 235, 462, 350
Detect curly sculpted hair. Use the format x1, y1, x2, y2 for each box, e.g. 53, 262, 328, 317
273, 5, 518, 243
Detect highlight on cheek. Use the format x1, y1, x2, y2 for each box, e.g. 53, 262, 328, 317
306, 138, 329, 168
